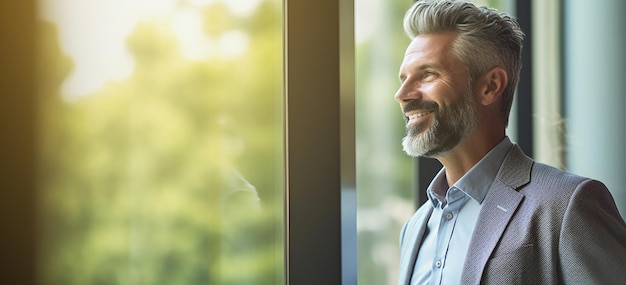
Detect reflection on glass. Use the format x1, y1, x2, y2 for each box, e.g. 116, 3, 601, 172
36, 0, 284, 284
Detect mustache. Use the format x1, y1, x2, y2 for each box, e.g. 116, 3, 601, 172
403, 100, 439, 114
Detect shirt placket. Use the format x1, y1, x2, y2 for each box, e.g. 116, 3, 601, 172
430, 187, 467, 285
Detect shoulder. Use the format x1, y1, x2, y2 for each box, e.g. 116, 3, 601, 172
528, 162, 587, 192
516, 160, 598, 212
401, 203, 432, 234
499, 144, 589, 196
409, 202, 432, 224
399, 202, 432, 245
516, 158, 623, 231
498, 145, 604, 214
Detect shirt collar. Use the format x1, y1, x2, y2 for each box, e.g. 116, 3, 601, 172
426, 137, 513, 207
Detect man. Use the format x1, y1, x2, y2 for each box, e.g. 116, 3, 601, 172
395, 0, 626, 284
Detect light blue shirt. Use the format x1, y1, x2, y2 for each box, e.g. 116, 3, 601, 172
411, 137, 513, 285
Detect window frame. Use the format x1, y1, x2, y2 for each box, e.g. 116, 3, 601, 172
284, 0, 356, 283
0, 0, 38, 283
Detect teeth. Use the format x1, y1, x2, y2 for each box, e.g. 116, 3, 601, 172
408, 111, 432, 120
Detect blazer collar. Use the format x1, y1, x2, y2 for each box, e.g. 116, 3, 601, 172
495, 144, 533, 190
460, 144, 533, 284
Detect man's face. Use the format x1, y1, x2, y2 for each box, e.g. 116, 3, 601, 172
395, 32, 479, 158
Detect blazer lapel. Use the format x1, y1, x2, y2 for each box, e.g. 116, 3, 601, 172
398, 205, 433, 285
460, 145, 532, 284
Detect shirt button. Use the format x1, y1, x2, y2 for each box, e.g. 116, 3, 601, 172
445, 213, 453, 220
435, 260, 443, 268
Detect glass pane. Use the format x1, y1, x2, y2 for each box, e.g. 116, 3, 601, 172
355, 0, 414, 284
36, 0, 284, 284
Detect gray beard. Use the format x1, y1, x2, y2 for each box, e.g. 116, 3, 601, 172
401, 91, 479, 158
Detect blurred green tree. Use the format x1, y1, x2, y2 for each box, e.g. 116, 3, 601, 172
37, 1, 284, 284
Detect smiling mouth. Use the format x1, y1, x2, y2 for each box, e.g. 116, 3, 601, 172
406, 110, 434, 123
408, 111, 433, 120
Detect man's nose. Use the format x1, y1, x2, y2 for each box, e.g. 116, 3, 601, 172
394, 81, 421, 103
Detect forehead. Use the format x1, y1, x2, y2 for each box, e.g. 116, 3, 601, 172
400, 32, 460, 70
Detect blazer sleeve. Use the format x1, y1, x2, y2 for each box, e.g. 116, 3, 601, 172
558, 179, 626, 284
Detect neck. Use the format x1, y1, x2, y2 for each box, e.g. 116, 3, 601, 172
436, 129, 505, 188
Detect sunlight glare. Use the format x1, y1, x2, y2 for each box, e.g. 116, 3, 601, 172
170, 8, 214, 61
219, 31, 249, 58
39, 0, 261, 100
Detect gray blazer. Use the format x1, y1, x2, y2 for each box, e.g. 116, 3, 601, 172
398, 145, 626, 285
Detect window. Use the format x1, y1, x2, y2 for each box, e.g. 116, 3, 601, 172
3, 0, 351, 283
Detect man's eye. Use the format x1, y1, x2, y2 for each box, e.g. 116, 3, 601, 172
423, 71, 437, 80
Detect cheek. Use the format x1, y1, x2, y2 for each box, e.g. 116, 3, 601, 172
427, 80, 465, 107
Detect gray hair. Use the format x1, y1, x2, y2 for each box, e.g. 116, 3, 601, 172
403, 0, 524, 126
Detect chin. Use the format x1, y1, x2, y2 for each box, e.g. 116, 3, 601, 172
401, 133, 458, 158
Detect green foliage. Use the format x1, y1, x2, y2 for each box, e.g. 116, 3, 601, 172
37, 1, 284, 284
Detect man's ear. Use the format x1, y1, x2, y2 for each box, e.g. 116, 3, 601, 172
477, 66, 508, 106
